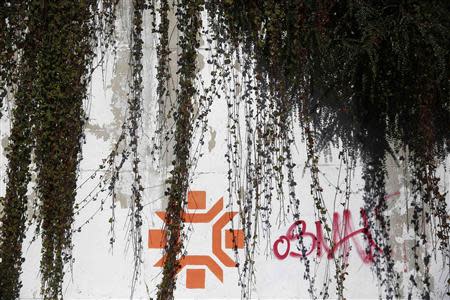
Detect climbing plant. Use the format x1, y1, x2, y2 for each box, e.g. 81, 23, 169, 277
154, 0, 204, 298
0, 0, 449, 299
0, 1, 118, 299
201, 1, 449, 298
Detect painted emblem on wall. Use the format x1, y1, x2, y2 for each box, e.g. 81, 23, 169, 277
148, 191, 244, 289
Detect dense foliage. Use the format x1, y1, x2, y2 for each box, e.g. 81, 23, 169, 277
0, 1, 117, 299
0, 0, 449, 299
204, 1, 449, 298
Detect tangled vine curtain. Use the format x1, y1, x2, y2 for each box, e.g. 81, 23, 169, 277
0, 1, 449, 299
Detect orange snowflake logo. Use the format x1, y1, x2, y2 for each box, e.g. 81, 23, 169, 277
148, 191, 244, 289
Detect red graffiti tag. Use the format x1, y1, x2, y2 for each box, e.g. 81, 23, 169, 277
273, 209, 382, 263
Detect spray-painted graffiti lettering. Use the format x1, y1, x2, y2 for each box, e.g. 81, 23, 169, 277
273, 209, 382, 263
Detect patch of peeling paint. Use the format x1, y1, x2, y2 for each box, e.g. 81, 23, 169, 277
208, 126, 216, 152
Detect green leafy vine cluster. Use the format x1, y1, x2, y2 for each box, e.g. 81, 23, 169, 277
0, 1, 117, 299
0, 1, 449, 300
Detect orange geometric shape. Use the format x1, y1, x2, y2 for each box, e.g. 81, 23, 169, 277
186, 269, 206, 289
213, 212, 238, 267
154, 255, 224, 282
188, 191, 206, 210
148, 229, 166, 249
225, 229, 244, 249
150, 192, 242, 289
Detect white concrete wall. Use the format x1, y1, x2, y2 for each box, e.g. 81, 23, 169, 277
0, 2, 447, 299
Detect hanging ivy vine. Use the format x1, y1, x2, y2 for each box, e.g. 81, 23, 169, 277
0, 2, 36, 297
0, 1, 117, 299
155, 0, 204, 298
199, 1, 449, 298
0, 0, 449, 299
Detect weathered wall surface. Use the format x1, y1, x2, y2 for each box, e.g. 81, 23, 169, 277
0, 1, 447, 299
